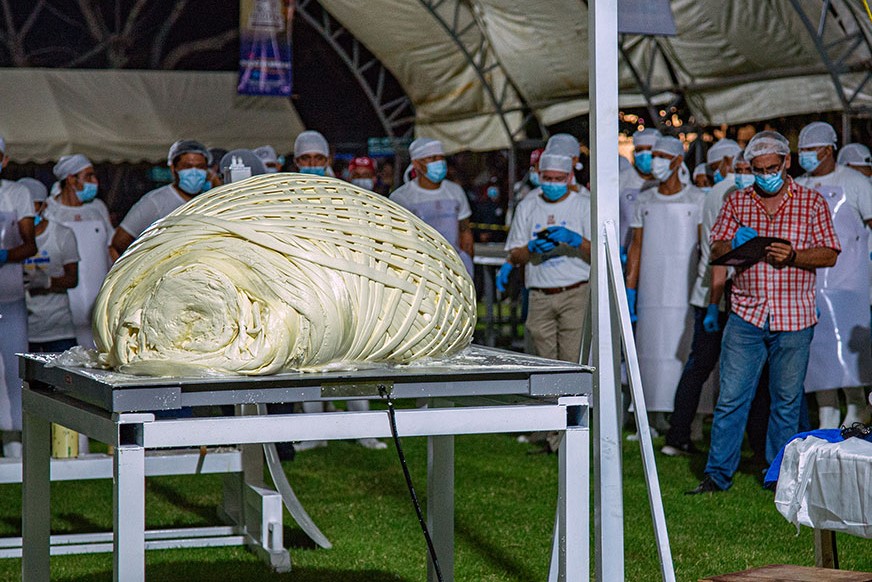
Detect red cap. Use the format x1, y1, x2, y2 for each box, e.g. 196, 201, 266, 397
530, 148, 544, 166
349, 156, 376, 172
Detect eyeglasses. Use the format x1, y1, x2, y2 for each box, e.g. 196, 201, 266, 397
750, 162, 784, 176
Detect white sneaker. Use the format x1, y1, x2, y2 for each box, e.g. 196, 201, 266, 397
293, 440, 327, 452
357, 438, 388, 450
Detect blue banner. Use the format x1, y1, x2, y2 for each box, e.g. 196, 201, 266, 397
238, 0, 293, 97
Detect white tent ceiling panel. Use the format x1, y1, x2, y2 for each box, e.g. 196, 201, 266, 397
0, 68, 303, 164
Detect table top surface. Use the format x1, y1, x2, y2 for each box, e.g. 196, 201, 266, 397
21, 346, 593, 413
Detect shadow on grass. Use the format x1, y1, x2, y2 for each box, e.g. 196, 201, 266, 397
65, 563, 411, 581
146, 480, 218, 524
457, 520, 540, 582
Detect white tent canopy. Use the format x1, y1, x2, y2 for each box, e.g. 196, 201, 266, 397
0, 68, 304, 164
317, 0, 872, 151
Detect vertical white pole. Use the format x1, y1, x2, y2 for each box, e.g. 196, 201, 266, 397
589, 0, 624, 580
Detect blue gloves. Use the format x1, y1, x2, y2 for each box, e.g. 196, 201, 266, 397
626, 288, 638, 323
0, 249, 8, 266
528, 237, 555, 254
703, 304, 720, 333
496, 262, 513, 293
620, 245, 628, 267
731, 226, 758, 249
543, 226, 583, 248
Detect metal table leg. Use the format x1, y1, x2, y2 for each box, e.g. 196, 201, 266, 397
22, 405, 52, 582
114, 443, 146, 581
427, 434, 454, 582
558, 422, 590, 580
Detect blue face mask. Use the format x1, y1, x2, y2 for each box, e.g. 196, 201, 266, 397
634, 151, 653, 174
713, 169, 723, 184
177, 168, 208, 195
76, 182, 98, 203
486, 186, 499, 200
299, 166, 326, 176
651, 157, 674, 182
735, 174, 755, 189
799, 151, 821, 173
425, 160, 447, 183
754, 171, 785, 194
33, 214, 42, 226
351, 178, 374, 190
541, 182, 568, 201
701, 187, 712, 194
529, 170, 540, 187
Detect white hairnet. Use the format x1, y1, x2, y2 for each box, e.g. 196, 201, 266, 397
798, 121, 837, 149
254, 145, 278, 165
706, 139, 742, 165
545, 133, 583, 170
53, 154, 93, 181
632, 128, 661, 148
653, 136, 684, 158
538, 153, 573, 174
837, 143, 871, 167
744, 131, 790, 161
167, 140, 211, 167
18, 177, 47, 203
294, 131, 329, 159
408, 137, 444, 161
693, 163, 708, 178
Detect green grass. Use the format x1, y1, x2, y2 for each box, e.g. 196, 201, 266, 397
0, 429, 869, 581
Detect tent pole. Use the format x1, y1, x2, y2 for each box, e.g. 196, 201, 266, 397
589, 0, 624, 580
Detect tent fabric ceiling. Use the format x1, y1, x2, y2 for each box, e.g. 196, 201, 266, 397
319, 0, 872, 151
0, 68, 304, 164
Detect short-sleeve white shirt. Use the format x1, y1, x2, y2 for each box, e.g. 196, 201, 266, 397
44, 197, 113, 246
25, 221, 79, 342
630, 184, 706, 230
119, 184, 187, 238
0, 179, 34, 221
796, 164, 872, 224
389, 179, 471, 248
505, 189, 592, 288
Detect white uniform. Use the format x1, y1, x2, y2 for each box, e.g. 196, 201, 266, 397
504, 188, 592, 287
690, 175, 735, 309
44, 197, 113, 347
0, 179, 34, 432
25, 221, 80, 343
390, 179, 473, 275
797, 167, 872, 394
119, 184, 188, 238
618, 166, 657, 249
631, 184, 706, 412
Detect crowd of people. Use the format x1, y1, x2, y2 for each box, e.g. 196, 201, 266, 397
0, 120, 870, 483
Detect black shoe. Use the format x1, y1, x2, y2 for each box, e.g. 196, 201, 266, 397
685, 475, 724, 495
661, 441, 701, 457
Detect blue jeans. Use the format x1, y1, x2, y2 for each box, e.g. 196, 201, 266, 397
704, 313, 813, 490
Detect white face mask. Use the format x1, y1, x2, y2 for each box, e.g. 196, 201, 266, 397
651, 157, 674, 182
351, 178, 374, 191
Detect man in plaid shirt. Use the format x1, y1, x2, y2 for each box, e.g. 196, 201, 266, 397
688, 131, 840, 494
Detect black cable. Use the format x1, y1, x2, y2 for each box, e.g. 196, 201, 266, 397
379, 385, 444, 582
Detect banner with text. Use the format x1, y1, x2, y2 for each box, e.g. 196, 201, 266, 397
238, 0, 293, 96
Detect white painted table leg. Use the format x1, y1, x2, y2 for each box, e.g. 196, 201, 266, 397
114, 444, 146, 582
22, 407, 51, 582
559, 426, 590, 582
427, 434, 454, 582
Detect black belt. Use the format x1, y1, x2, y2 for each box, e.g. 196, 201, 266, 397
530, 281, 587, 295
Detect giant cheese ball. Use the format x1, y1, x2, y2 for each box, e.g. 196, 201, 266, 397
94, 174, 476, 375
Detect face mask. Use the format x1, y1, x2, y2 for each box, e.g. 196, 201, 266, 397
76, 182, 98, 203
541, 182, 568, 201
799, 151, 821, 173
299, 166, 326, 176
700, 187, 712, 194
33, 214, 42, 226
529, 170, 540, 187
486, 186, 499, 200
351, 178, 374, 190
177, 168, 208, 195
713, 169, 723, 184
265, 167, 279, 174
634, 151, 652, 174
425, 160, 447, 183
651, 157, 674, 182
735, 174, 755, 189
754, 171, 785, 194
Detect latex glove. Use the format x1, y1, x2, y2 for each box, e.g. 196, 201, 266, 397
543, 226, 583, 248
496, 262, 513, 293
528, 237, 555, 254
0, 249, 7, 266
703, 304, 720, 333
626, 288, 638, 323
731, 226, 758, 249
24, 269, 51, 290
619, 245, 628, 267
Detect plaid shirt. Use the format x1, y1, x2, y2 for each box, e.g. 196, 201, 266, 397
710, 177, 840, 331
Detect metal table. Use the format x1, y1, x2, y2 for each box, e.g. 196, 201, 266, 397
20, 346, 592, 581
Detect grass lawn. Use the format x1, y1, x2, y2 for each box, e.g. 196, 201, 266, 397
0, 425, 868, 581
